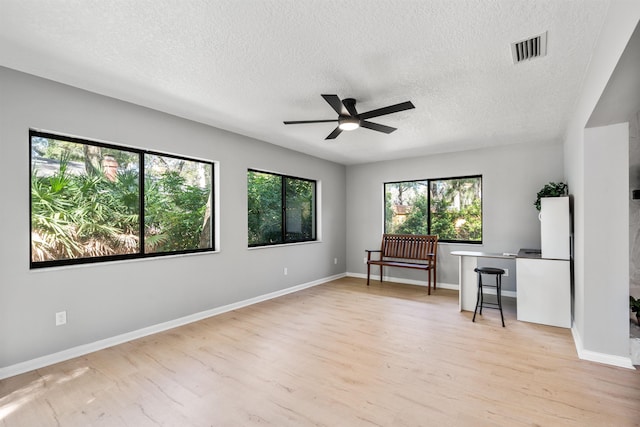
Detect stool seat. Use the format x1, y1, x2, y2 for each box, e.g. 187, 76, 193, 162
474, 267, 505, 275
473, 267, 506, 327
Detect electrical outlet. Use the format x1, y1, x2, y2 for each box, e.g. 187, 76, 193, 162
55, 311, 67, 326
334, 258, 338, 265
503, 268, 509, 277
284, 267, 288, 276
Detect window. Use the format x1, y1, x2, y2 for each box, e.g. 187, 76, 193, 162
385, 175, 482, 243
248, 170, 316, 246
30, 130, 214, 268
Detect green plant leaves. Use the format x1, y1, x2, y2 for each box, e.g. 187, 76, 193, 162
534, 182, 568, 211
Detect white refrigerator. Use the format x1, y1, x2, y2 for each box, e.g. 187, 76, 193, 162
540, 196, 571, 260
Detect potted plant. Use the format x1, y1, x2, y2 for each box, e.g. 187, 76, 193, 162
534, 182, 568, 211
631, 296, 640, 325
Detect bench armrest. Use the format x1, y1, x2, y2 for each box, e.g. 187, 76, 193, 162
365, 249, 381, 261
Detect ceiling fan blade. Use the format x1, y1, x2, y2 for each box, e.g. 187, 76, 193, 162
342, 98, 358, 116
283, 119, 338, 125
321, 94, 347, 115
325, 126, 343, 140
358, 101, 415, 120
360, 121, 397, 134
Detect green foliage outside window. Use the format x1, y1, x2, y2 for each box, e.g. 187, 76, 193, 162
30, 132, 213, 267
248, 171, 283, 245
285, 178, 315, 242
144, 154, 212, 253
385, 176, 482, 243
248, 170, 316, 246
31, 154, 140, 261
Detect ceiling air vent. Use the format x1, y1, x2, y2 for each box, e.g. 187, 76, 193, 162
511, 31, 547, 64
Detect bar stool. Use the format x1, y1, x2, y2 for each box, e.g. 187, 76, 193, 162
472, 267, 505, 327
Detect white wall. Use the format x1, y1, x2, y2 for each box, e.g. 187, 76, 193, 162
0, 67, 347, 373
584, 123, 629, 356
631, 112, 640, 298
563, 2, 639, 365
585, 16, 640, 300
346, 142, 564, 292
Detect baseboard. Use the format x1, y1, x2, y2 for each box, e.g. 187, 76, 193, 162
346, 272, 517, 298
0, 273, 346, 380
571, 324, 636, 370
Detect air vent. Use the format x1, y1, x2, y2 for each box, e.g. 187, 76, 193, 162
511, 31, 547, 64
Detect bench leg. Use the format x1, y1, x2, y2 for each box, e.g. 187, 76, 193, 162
433, 265, 437, 290
366, 262, 370, 286
427, 269, 431, 295
380, 265, 383, 283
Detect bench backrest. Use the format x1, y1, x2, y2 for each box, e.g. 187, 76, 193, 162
381, 234, 438, 261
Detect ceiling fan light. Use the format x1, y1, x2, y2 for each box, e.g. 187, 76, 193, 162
338, 117, 360, 131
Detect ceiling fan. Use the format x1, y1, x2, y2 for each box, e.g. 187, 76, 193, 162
283, 94, 415, 140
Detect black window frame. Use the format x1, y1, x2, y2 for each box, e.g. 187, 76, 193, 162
384, 174, 483, 244
29, 129, 215, 269
247, 169, 317, 247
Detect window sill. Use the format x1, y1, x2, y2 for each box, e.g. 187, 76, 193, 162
247, 240, 322, 250
29, 249, 220, 272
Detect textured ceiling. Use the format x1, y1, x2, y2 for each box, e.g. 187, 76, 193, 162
0, 0, 611, 165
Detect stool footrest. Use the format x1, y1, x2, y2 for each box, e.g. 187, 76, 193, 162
478, 303, 501, 309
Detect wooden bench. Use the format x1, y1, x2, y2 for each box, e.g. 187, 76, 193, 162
365, 234, 438, 294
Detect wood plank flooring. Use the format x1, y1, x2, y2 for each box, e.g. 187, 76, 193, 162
1, 277, 639, 426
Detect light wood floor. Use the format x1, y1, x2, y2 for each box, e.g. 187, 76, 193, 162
1, 277, 639, 426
